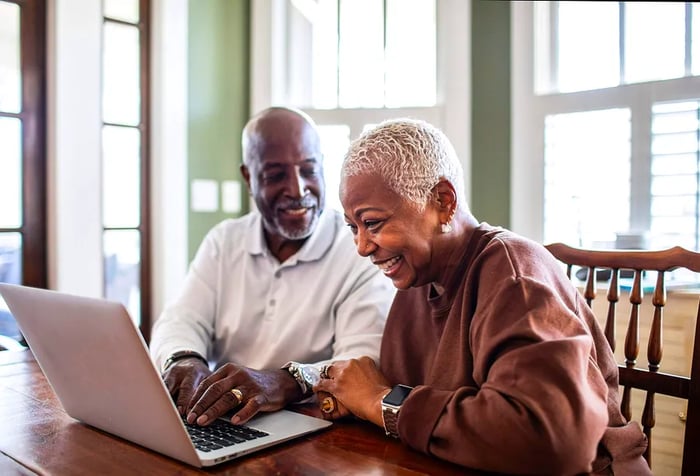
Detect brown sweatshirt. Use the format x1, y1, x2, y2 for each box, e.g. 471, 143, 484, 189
379, 224, 650, 475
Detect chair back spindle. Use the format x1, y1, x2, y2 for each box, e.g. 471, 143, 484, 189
546, 243, 700, 475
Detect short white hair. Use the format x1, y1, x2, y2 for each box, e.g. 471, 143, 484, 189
342, 118, 466, 211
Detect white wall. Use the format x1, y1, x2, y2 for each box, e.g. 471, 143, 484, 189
151, 0, 189, 315
48, 0, 103, 297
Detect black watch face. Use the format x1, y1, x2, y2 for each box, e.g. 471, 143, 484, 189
384, 385, 412, 406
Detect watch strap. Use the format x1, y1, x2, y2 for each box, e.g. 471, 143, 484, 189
162, 350, 207, 373
381, 385, 413, 438
282, 361, 313, 397
382, 405, 400, 438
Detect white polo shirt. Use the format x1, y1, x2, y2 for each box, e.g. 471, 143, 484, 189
150, 209, 394, 371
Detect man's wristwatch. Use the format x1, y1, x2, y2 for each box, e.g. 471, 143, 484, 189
162, 350, 208, 373
381, 384, 413, 438
282, 361, 321, 398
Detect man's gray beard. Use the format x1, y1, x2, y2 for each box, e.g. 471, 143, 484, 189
276, 211, 320, 241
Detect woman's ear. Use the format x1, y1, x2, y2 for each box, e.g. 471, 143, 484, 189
433, 179, 457, 219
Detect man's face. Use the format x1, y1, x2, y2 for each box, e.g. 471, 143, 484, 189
242, 114, 325, 245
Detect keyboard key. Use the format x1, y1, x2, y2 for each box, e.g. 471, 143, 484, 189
183, 418, 269, 452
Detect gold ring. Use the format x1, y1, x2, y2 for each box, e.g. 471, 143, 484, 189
321, 396, 335, 414
230, 388, 243, 403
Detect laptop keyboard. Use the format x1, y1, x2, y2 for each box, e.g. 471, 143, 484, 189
183, 418, 269, 452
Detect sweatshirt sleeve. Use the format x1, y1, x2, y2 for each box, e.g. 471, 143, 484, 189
396, 241, 610, 474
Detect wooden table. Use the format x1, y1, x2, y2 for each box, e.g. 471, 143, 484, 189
0, 350, 476, 475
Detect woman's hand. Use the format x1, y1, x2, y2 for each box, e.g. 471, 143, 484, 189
314, 356, 391, 427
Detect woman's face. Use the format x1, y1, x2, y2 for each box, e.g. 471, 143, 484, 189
341, 173, 442, 289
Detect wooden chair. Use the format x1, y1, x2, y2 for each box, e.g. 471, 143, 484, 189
545, 243, 700, 475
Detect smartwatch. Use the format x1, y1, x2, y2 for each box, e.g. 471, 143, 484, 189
161, 350, 207, 373
381, 384, 413, 438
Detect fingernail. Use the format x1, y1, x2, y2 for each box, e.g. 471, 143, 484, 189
186, 412, 195, 424
197, 414, 208, 425
231, 415, 240, 424
177, 406, 183, 414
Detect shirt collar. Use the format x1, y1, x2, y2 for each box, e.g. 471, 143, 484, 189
245, 209, 337, 264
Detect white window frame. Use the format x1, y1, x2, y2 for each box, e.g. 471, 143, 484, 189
48, 0, 188, 318
512, 1, 700, 244
250, 0, 472, 203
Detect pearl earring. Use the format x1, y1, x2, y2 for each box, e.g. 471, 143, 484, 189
441, 222, 452, 233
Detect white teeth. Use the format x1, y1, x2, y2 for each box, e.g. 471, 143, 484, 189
377, 256, 400, 271
285, 208, 308, 216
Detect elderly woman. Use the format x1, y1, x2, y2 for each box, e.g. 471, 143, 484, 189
315, 119, 650, 475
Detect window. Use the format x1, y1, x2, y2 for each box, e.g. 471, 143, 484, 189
252, 0, 469, 213
0, 0, 46, 346
543, 109, 631, 247
650, 100, 700, 250
513, 2, 700, 258
102, 0, 151, 339
285, 0, 437, 212
287, 0, 436, 109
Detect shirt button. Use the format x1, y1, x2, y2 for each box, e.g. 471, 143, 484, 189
274, 271, 281, 278
270, 299, 276, 306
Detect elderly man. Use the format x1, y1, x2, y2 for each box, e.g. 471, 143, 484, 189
150, 107, 393, 426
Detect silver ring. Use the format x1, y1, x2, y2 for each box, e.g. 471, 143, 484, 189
230, 388, 243, 403
320, 364, 332, 379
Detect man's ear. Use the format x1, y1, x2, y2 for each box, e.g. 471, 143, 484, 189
240, 164, 252, 192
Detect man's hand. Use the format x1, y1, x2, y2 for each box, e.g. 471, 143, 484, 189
162, 357, 212, 415
185, 363, 302, 426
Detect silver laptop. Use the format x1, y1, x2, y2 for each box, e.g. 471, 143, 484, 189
0, 284, 331, 467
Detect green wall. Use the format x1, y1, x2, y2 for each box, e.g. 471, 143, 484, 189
471, 0, 511, 227
187, 0, 250, 260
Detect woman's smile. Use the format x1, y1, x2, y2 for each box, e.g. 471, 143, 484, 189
373, 255, 402, 276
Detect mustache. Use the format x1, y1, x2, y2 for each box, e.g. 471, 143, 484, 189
278, 197, 317, 210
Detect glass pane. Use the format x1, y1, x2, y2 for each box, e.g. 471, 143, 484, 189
104, 0, 139, 24
0, 117, 22, 228
543, 109, 631, 247
652, 153, 698, 176
625, 2, 685, 84
652, 175, 697, 196
102, 125, 141, 228
650, 100, 700, 251
385, 0, 436, 106
694, 4, 700, 76
104, 230, 141, 325
557, 2, 619, 93
317, 124, 351, 213
651, 195, 696, 217
652, 110, 699, 135
0, 233, 23, 342
651, 215, 696, 235
0, 2, 20, 113
652, 131, 699, 155
338, 0, 384, 108
102, 21, 140, 125
310, 0, 339, 109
